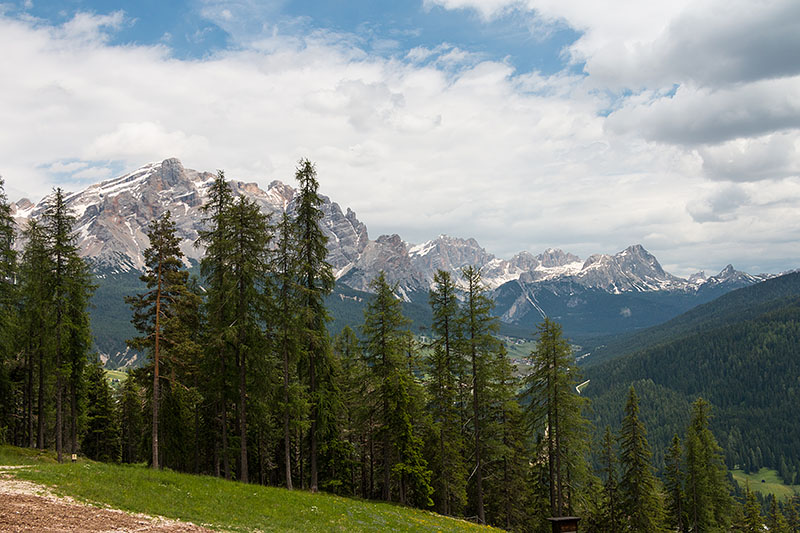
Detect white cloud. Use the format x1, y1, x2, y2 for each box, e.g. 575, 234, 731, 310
1, 6, 799, 276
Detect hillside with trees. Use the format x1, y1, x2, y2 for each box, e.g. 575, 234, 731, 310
1, 167, 797, 531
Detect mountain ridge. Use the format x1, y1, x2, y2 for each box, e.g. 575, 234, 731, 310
8, 158, 779, 364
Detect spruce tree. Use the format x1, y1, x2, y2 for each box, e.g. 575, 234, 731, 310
64, 253, 95, 455
460, 265, 500, 523
684, 398, 733, 532
618, 386, 665, 531
484, 346, 530, 530
426, 269, 466, 515
19, 220, 52, 449
0, 177, 16, 441
197, 171, 235, 479
43, 188, 78, 462
333, 326, 367, 496
599, 426, 623, 532
524, 317, 590, 518
362, 272, 432, 505
664, 433, 686, 531
743, 482, 762, 532
118, 371, 144, 464
293, 159, 334, 492
274, 212, 303, 489
768, 497, 791, 533
126, 211, 190, 469
82, 361, 119, 462
226, 194, 272, 482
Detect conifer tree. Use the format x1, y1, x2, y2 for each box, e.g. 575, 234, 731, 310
225, 194, 272, 483
43, 188, 83, 463
460, 265, 500, 523
333, 326, 366, 496
618, 386, 665, 531
524, 317, 590, 518
484, 346, 530, 530
599, 426, 623, 532
684, 398, 733, 532
0, 177, 16, 441
664, 433, 686, 531
293, 159, 334, 492
426, 269, 466, 515
118, 371, 144, 464
274, 212, 303, 489
126, 211, 190, 469
742, 482, 762, 532
197, 171, 235, 479
768, 497, 791, 533
362, 272, 432, 505
19, 220, 52, 449
785, 497, 800, 532
64, 253, 94, 455
82, 361, 119, 462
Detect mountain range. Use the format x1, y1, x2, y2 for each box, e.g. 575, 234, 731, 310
9, 158, 774, 365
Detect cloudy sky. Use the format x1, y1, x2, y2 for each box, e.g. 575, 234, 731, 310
1, 0, 799, 276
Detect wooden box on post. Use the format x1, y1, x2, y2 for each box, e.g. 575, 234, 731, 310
547, 517, 580, 533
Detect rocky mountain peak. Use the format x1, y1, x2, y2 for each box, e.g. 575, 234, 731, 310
539, 248, 581, 268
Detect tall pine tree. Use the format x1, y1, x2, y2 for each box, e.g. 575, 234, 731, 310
618, 386, 665, 532
293, 159, 334, 492
426, 269, 467, 515
126, 211, 191, 469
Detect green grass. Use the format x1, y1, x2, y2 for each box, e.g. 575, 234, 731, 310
0, 446, 497, 532
104, 369, 128, 389
731, 468, 799, 500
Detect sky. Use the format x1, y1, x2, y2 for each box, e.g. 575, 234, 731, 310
1, 0, 799, 277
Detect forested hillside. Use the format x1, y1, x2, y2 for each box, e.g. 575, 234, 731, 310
585, 293, 800, 483
583, 271, 800, 366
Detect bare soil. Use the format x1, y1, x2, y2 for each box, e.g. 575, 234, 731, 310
0, 468, 213, 533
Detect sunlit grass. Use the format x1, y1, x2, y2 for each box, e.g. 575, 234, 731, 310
731, 467, 799, 501
1, 445, 497, 532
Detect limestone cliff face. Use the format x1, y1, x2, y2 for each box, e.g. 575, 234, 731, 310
11, 158, 369, 274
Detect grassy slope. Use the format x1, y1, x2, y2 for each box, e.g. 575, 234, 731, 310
731, 468, 799, 500
0, 446, 496, 533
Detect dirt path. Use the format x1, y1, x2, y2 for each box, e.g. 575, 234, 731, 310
0, 467, 214, 533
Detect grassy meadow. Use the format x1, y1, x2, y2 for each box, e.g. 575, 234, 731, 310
0, 445, 497, 532
731, 467, 799, 500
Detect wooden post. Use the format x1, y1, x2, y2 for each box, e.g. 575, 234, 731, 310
547, 516, 580, 533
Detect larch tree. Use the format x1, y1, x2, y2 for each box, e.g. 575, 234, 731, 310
618, 386, 665, 532
126, 211, 190, 470
293, 159, 334, 492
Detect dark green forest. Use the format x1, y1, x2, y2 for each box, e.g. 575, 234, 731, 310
586, 293, 800, 485
1, 166, 799, 532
